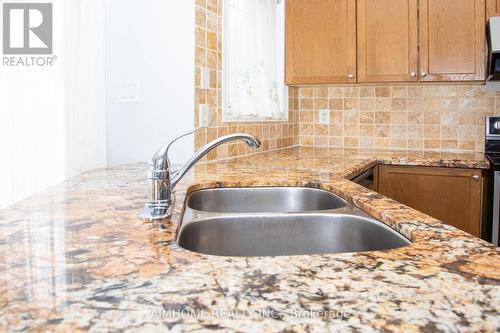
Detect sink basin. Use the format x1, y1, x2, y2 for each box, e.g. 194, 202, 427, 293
177, 214, 410, 257
178, 187, 411, 257
186, 187, 347, 213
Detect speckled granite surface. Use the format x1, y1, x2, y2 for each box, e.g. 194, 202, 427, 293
0, 147, 498, 332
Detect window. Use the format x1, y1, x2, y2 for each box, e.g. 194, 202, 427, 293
223, 0, 287, 122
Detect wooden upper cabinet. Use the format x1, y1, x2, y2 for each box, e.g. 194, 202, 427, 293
419, 0, 486, 82
487, 0, 500, 18
285, 0, 356, 84
357, 0, 419, 82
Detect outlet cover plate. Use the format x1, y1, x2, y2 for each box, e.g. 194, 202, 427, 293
200, 67, 210, 90
199, 104, 209, 128
319, 109, 330, 125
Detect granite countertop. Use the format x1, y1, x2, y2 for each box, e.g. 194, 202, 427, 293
0, 147, 499, 332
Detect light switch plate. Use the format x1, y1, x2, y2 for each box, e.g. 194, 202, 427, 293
119, 80, 141, 103
199, 104, 209, 128
200, 67, 210, 90
319, 109, 330, 125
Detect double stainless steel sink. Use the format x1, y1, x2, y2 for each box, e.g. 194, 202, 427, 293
177, 187, 410, 257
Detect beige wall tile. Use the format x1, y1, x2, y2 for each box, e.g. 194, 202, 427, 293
424, 111, 440, 125
314, 136, 329, 146
344, 98, 359, 110
375, 87, 390, 97
329, 136, 343, 147
314, 124, 329, 136
359, 98, 375, 110
329, 98, 343, 110
375, 112, 390, 124
441, 140, 458, 150
344, 124, 359, 137
424, 139, 440, 149
408, 139, 423, 149
391, 139, 407, 149
375, 137, 390, 148
328, 87, 343, 98
375, 98, 391, 111
314, 87, 328, 98
331, 111, 343, 124
390, 112, 407, 124
344, 87, 359, 97
360, 87, 375, 97
299, 98, 313, 110
359, 137, 374, 148
314, 98, 328, 110
360, 124, 374, 137
408, 86, 423, 98
344, 110, 359, 123
329, 124, 343, 136
360, 111, 374, 124
424, 125, 440, 139
375, 125, 390, 138
344, 137, 358, 147
391, 87, 407, 98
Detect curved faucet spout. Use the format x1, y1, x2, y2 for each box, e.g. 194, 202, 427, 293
172, 133, 261, 189
141, 132, 260, 220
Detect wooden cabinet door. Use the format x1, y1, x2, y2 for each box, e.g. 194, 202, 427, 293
357, 0, 419, 82
419, 0, 486, 82
285, 0, 356, 84
487, 0, 500, 18
378, 166, 484, 237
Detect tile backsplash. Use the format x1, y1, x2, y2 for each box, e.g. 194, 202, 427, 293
297, 85, 498, 153
193, 0, 298, 161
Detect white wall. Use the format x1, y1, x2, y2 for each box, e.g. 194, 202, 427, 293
106, 0, 195, 166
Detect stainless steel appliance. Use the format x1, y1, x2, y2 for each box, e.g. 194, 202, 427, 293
351, 168, 375, 189
485, 116, 500, 246
488, 16, 500, 81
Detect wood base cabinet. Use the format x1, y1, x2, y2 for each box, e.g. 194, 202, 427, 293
377, 165, 488, 237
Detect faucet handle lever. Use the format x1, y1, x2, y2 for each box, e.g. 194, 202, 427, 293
152, 129, 197, 171
165, 128, 197, 156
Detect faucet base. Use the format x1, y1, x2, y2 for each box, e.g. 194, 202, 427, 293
140, 202, 173, 220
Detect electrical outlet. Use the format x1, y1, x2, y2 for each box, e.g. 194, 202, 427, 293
199, 104, 209, 128
319, 109, 330, 125
200, 67, 210, 89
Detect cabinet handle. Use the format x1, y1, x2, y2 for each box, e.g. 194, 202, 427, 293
472, 175, 480, 181
410, 72, 416, 77
347, 74, 354, 79
421, 72, 427, 77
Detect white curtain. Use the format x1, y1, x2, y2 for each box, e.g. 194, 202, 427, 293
226, 0, 285, 119
0, 0, 107, 209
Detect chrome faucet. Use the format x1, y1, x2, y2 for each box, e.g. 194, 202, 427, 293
141, 130, 261, 220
